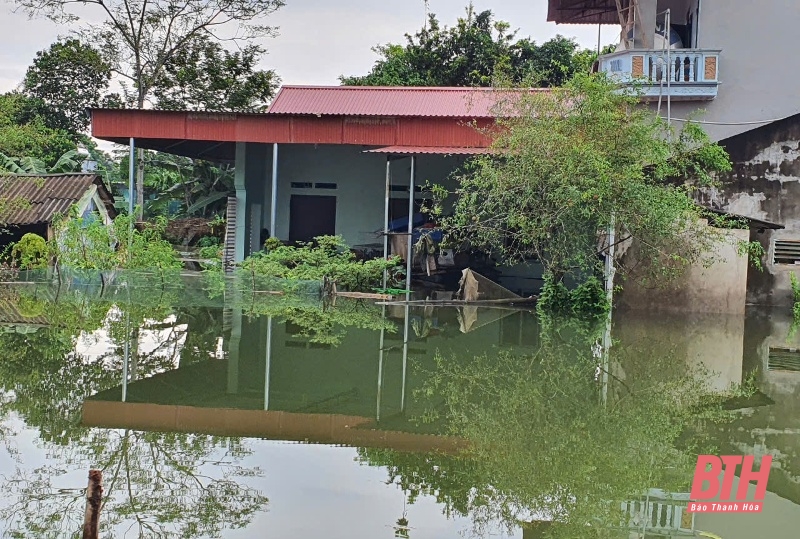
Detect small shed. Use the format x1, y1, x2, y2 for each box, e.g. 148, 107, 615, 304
0, 173, 117, 246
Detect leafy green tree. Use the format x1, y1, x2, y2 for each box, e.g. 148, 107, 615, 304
14, 0, 285, 219
429, 73, 733, 296
23, 39, 116, 135
154, 35, 280, 111
0, 148, 85, 174
0, 92, 76, 167
341, 5, 594, 87
51, 212, 182, 280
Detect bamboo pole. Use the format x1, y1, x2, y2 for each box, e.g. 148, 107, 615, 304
82, 469, 102, 539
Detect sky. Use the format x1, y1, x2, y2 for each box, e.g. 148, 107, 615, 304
0, 0, 618, 93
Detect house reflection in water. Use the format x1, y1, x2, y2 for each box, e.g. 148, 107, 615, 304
81, 305, 534, 452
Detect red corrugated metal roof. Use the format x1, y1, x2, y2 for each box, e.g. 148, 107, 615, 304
364, 146, 492, 155
0, 173, 116, 225
267, 86, 547, 118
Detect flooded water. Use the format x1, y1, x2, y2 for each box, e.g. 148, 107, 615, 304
0, 276, 798, 538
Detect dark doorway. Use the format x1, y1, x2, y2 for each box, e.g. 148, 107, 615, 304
289, 195, 336, 243
389, 198, 423, 222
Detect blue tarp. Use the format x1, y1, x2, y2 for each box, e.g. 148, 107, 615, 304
387, 213, 427, 233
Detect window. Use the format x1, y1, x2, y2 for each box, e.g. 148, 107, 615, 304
769, 347, 800, 372
773, 240, 800, 265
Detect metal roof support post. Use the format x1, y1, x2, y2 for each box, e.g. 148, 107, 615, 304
264, 316, 272, 411
121, 311, 130, 403
383, 158, 391, 289
601, 215, 616, 406
405, 155, 416, 296
270, 143, 278, 239
376, 305, 386, 422
127, 138, 135, 265
401, 304, 409, 414
128, 138, 135, 216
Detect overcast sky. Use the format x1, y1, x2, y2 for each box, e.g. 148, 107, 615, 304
0, 0, 618, 92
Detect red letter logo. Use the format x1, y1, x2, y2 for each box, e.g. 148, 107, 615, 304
691, 455, 722, 500
737, 455, 772, 501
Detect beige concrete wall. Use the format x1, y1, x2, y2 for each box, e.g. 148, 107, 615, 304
617, 226, 749, 314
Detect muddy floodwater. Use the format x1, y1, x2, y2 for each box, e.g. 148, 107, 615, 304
0, 277, 798, 538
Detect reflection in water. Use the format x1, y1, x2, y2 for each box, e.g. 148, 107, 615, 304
0, 277, 796, 537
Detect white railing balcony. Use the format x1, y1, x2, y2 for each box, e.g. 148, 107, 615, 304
599, 49, 721, 102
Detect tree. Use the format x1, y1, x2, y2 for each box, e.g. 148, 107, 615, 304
153, 35, 280, 111
340, 5, 593, 87
15, 0, 285, 219
0, 92, 76, 167
23, 39, 115, 135
428, 73, 733, 296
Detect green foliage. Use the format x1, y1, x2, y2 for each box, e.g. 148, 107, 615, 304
432, 73, 733, 288
240, 235, 403, 292
23, 39, 114, 134
0, 148, 84, 175
791, 272, 800, 322
120, 150, 234, 218
11, 233, 48, 270
0, 92, 76, 168
197, 236, 222, 260
153, 35, 280, 111
737, 239, 766, 271
51, 211, 182, 274
341, 5, 594, 87
538, 273, 610, 318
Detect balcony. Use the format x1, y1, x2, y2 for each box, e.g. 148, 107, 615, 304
599, 49, 721, 102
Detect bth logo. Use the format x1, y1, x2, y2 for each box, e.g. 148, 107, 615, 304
687, 455, 772, 513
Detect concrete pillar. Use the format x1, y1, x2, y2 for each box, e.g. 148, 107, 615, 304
227, 307, 242, 394
234, 142, 272, 261
234, 143, 248, 263
634, 0, 658, 49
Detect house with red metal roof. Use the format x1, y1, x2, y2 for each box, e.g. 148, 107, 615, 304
90, 85, 543, 295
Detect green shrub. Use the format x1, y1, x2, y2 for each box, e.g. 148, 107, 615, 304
11, 233, 49, 269
537, 272, 610, 319
240, 235, 402, 291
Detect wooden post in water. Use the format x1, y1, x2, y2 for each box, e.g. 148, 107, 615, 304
82, 469, 102, 539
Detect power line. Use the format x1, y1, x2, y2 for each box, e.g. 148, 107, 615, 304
663, 116, 790, 126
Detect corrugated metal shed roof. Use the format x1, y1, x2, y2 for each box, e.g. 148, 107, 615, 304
547, 0, 621, 25
0, 173, 115, 226
267, 86, 547, 118
364, 146, 492, 155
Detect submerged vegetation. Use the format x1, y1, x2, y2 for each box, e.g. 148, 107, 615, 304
239, 235, 403, 292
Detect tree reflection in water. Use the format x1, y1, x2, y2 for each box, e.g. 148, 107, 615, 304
0, 289, 268, 538
360, 318, 739, 538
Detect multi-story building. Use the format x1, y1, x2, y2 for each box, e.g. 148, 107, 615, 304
549, 0, 800, 305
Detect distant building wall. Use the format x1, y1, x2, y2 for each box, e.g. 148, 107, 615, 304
699, 115, 800, 306
617, 225, 749, 314
665, 0, 800, 141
